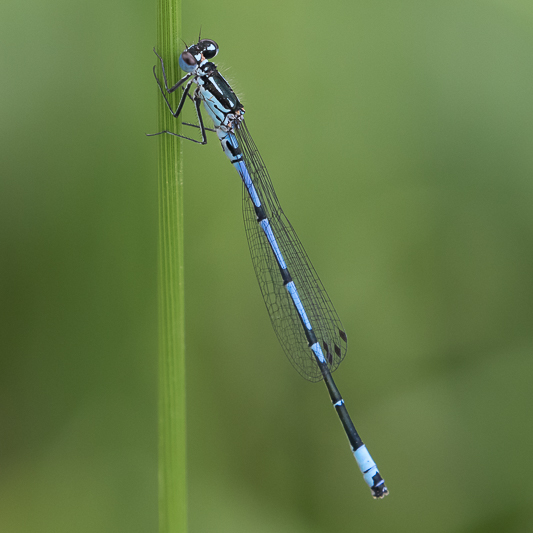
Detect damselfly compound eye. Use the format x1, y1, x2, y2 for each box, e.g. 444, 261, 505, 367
200, 39, 218, 59
179, 51, 197, 72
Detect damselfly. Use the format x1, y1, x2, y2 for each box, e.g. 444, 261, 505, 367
149, 38, 388, 499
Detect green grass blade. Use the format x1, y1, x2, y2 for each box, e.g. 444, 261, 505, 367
155, 1, 186, 532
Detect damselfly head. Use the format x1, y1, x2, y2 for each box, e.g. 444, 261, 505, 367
179, 39, 219, 72
200, 39, 219, 59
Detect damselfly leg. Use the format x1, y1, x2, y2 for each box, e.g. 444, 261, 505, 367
148, 51, 209, 143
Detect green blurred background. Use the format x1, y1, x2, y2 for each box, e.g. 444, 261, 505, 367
2, 0, 533, 531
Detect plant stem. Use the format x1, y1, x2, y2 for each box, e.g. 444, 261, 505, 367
156, 0, 186, 532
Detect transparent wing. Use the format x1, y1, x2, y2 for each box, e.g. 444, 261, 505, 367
236, 121, 348, 382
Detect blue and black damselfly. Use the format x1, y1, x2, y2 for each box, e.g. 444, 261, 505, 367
149, 38, 388, 499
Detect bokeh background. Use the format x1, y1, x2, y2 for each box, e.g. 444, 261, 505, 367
2, 0, 533, 532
